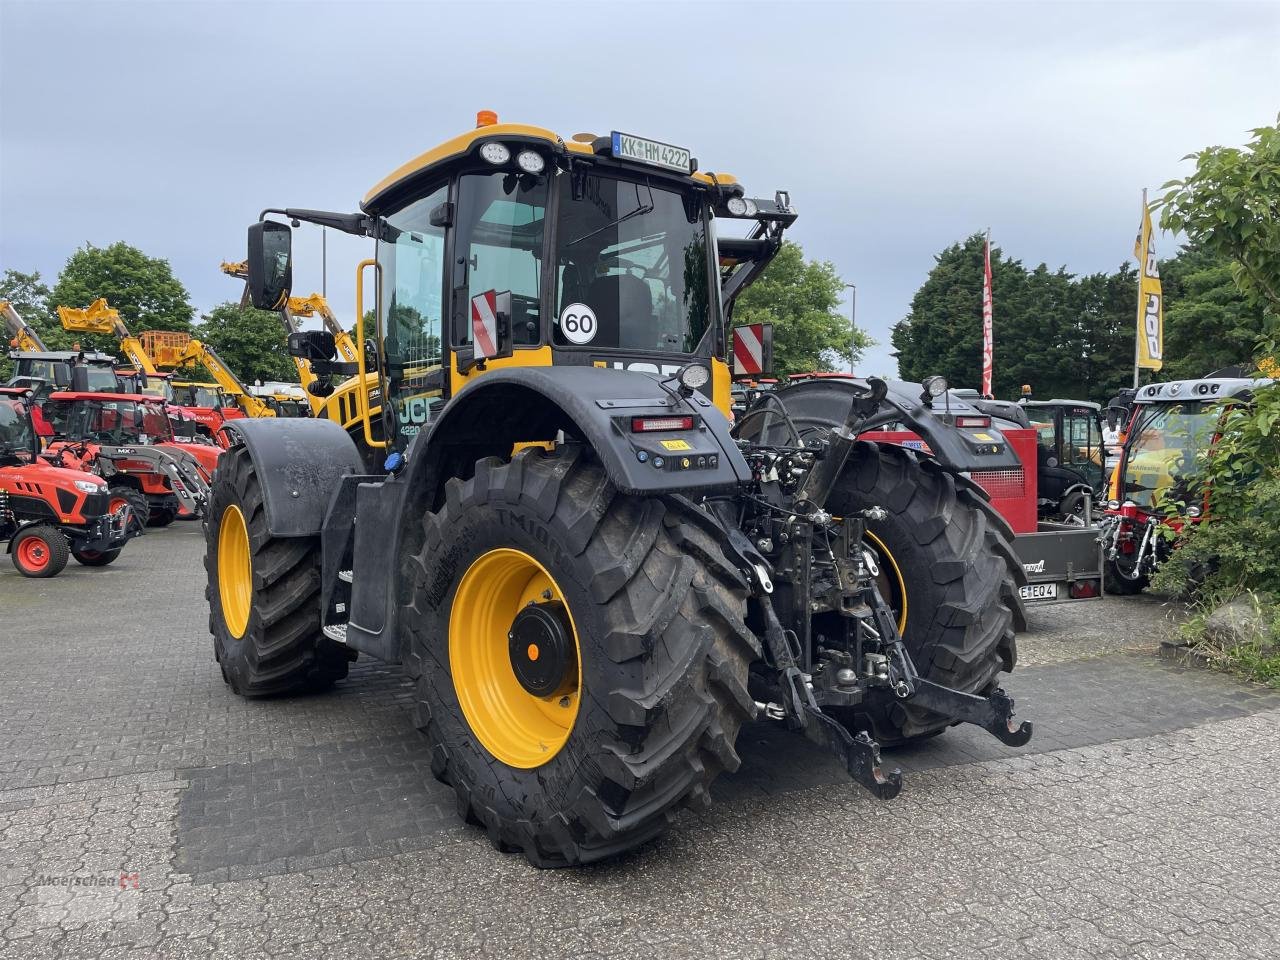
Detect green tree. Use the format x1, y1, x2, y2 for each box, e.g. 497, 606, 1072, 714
731, 241, 872, 376
1, 269, 69, 379
1160, 246, 1267, 379
49, 242, 195, 356
195, 302, 297, 385
1160, 115, 1280, 320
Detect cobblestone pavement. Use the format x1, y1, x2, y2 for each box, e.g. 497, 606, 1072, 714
2, 526, 1278, 959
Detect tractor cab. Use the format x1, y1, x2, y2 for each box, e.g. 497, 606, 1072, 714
6, 350, 119, 397
1100, 376, 1272, 593
244, 113, 794, 454
43, 391, 177, 447
1020, 398, 1106, 521
0, 388, 38, 465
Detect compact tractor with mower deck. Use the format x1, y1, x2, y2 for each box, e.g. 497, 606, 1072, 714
0, 388, 140, 576
206, 114, 1031, 866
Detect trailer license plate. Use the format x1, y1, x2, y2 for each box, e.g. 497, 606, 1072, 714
611, 132, 692, 173
1019, 583, 1058, 601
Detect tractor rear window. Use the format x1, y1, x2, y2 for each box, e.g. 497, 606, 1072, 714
554, 174, 712, 354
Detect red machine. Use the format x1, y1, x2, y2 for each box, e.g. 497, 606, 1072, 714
0, 388, 140, 576
41, 390, 219, 526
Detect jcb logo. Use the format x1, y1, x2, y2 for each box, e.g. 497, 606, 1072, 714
1143, 293, 1162, 360
595, 360, 685, 377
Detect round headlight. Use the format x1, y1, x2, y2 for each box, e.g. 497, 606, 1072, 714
1107, 499, 1120, 511
923, 375, 948, 398
515, 150, 545, 174
726, 197, 747, 216
74, 479, 104, 493
742, 198, 758, 216
1186, 505, 1202, 518
479, 142, 510, 165
678, 363, 711, 391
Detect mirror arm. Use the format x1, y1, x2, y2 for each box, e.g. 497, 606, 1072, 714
259, 208, 374, 238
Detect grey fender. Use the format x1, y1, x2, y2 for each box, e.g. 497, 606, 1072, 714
220, 417, 364, 537
400, 366, 751, 510
740, 377, 1024, 473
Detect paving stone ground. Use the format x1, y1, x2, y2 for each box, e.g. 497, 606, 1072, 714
2, 525, 1278, 959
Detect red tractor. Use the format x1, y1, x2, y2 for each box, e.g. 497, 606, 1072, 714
40, 389, 220, 526
1099, 375, 1273, 593
0, 388, 141, 576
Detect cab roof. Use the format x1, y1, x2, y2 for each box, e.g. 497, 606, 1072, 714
1022, 399, 1101, 411
9, 350, 115, 362
1134, 377, 1273, 404
48, 391, 166, 404
362, 114, 739, 213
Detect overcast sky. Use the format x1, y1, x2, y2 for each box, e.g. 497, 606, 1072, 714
2, 0, 1277, 378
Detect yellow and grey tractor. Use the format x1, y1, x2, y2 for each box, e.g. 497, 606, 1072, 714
206, 113, 1031, 866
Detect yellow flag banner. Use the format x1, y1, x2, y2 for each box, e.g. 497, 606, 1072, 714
1134, 203, 1163, 371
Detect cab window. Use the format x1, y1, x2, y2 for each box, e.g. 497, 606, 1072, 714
452, 172, 548, 348
378, 182, 448, 445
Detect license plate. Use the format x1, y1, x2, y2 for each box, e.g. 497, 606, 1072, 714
611, 131, 691, 173
1019, 583, 1058, 601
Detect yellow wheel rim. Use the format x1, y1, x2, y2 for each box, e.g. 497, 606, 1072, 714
218, 505, 252, 639
865, 530, 909, 636
449, 548, 582, 768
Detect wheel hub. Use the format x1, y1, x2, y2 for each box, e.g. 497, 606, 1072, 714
508, 601, 577, 698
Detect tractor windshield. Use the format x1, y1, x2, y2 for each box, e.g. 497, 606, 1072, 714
1121, 401, 1219, 508
0, 398, 35, 461
555, 174, 712, 354
77, 400, 175, 445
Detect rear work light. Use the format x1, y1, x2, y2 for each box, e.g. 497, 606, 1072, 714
631, 416, 694, 432
955, 416, 991, 429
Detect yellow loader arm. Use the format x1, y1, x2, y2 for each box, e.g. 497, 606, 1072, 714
57, 298, 159, 375
2, 300, 48, 352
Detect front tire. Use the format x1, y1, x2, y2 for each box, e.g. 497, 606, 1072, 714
1104, 555, 1148, 595
12, 525, 69, 578
204, 444, 350, 696
828, 442, 1024, 744
72, 547, 121, 567
404, 447, 758, 867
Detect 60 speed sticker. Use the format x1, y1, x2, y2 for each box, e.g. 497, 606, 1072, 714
559, 303, 598, 344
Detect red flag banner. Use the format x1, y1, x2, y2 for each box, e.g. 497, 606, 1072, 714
981, 233, 993, 398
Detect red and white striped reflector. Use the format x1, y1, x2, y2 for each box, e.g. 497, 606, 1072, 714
471, 290, 499, 359
733, 323, 764, 375
631, 416, 694, 432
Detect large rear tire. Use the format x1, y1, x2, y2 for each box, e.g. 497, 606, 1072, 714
828, 442, 1024, 744
404, 447, 758, 867
204, 444, 351, 696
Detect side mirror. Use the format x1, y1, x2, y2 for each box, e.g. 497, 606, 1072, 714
246, 221, 293, 310
51, 362, 72, 387
287, 330, 337, 362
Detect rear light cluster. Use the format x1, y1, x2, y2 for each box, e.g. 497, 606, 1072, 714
631, 416, 693, 432
1069, 579, 1100, 599
955, 416, 991, 429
